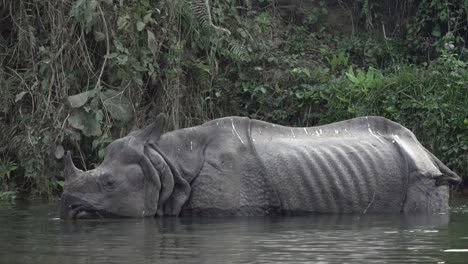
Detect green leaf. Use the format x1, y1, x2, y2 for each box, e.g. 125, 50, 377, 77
147, 30, 158, 55
54, 144, 65, 159
68, 112, 85, 130
15, 91, 27, 103
357, 69, 366, 82
70, 0, 85, 18
39, 63, 48, 74
137, 20, 146, 31
336, 95, 348, 102
143, 13, 155, 24
101, 90, 133, 122
68, 91, 91, 108
113, 40, 129, 54
366, 67, 375, 80
83, 116, 102, 137
117, 55, 128, 65
94, 31, 105, 42
0, 191, 16, 201
98, 148, 105, 159
68, 111, 102, 137
346, 67, 358, 84
56, 180, 64, 188
92, 139, 99, 150
89, 96, 100, 109
385, 106, 395, 113
95, 110, 104, 123
238, 28, 248, 38
104, 53, 118, 59
295, 91, 304, 99
41, 78, 49, 92
117, 15, 129, 30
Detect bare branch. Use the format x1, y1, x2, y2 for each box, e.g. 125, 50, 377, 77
205, 0, 231, 35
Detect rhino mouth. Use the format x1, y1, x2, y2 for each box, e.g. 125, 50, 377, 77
61, 193, 109, 220
69, 204, 103, 220
67, 204, 123, 219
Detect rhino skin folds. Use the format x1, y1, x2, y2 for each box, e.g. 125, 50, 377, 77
60, 115, 461, 219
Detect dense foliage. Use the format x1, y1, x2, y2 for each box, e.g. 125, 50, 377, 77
0, 0, 467, 199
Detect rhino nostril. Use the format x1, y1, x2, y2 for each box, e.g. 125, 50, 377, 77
75, 210, 100, 219
70, 204, 81, 210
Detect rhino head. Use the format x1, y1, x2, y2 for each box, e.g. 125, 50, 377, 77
60, 114, 173, 219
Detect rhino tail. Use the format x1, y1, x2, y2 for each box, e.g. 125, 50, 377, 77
393, 134, 461, 186
426, 150, 462, 186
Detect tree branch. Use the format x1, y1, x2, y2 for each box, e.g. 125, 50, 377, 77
205, 0, 231, 35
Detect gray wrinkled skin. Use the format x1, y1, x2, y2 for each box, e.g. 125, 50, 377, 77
60, 115, 461, 219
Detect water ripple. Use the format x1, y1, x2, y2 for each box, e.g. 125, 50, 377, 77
1, 200, 468, 264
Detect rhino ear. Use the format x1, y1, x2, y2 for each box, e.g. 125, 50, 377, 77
137, 113, 167, 144
63, 151, 82, 181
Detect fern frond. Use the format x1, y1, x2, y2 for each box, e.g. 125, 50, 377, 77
189, 0, 210, 27
191, 61, 212, 89
228, 39, 248, 59
188, 0, 230, 35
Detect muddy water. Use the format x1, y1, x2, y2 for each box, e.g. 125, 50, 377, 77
0, 196, 467, 264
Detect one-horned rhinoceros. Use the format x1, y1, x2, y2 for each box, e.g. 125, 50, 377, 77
60, 114, 461, 219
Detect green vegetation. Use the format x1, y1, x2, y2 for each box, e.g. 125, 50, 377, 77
0, 0, 467, 198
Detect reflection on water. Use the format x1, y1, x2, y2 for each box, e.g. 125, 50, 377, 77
0, 196, 467, 264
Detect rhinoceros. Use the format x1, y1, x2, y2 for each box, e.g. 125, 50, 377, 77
60, 114, 461, 219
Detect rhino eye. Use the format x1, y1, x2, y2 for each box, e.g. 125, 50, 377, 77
104, 180, 114, 187
100, 174, 115, 191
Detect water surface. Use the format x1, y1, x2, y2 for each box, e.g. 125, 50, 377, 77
1, 196, 467, 263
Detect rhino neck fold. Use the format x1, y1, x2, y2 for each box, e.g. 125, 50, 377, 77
151, 127, 210, 216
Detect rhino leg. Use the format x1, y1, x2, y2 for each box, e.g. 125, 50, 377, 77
403, 173, 449, 213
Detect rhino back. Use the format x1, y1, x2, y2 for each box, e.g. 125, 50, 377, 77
174, 116, 449, 215
256, 137, 408, 213
251, 116, 409, 213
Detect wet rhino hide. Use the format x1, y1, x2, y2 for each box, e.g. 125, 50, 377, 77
60, 115, 461, 219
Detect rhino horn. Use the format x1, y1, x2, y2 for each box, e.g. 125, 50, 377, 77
64, 151, 82, 181
136, 113, 167, 144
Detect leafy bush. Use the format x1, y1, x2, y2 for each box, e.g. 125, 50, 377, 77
0, 0, 466, 198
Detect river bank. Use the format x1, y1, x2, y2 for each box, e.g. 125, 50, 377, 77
0, 0, 466, 197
